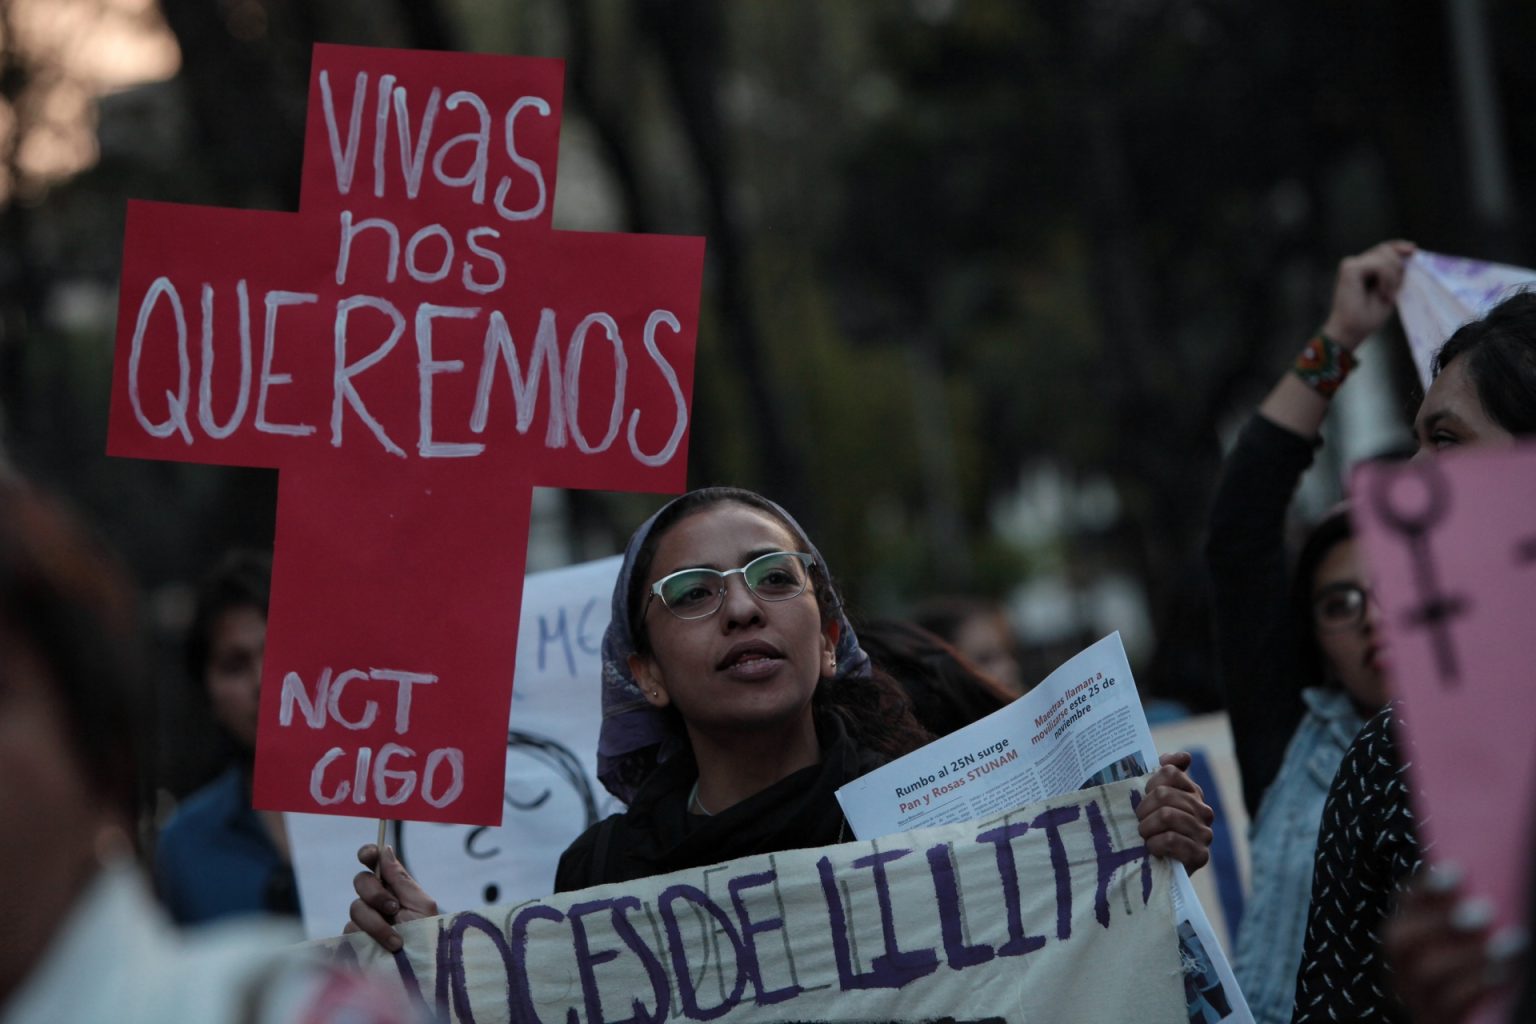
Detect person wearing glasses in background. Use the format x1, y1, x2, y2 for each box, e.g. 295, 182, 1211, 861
1205, 241, 1411, 1024
348, 486, 1215, 946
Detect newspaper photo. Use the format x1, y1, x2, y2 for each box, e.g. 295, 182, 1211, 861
836, 632, 1253, 1024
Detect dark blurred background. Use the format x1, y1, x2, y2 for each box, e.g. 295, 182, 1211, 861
0, 0, 1531, 795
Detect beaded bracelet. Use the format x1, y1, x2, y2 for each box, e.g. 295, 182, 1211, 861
1291, 332, 1357, 398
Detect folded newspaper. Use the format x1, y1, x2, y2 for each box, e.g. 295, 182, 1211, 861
836, 632, 1254, 1024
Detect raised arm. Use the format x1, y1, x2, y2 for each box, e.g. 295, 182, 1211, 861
1206, 240, 1413, 816
1258, 240, 1414, 438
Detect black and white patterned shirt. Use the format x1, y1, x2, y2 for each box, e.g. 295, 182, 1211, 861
1291, 704, 1423, 1023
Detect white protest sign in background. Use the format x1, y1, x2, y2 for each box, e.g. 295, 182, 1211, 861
319, 778, 1186, 1024
288, 555, 623, 939
1396, 250, 1536, 387
1149, 712, 1251, 957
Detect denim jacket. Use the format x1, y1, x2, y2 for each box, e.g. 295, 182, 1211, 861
1232, 688, 1365, 1024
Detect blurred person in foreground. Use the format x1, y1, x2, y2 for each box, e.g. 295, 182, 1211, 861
1383, 860, 1529, 1024
155, 551, 299, 924
0, 480, 410, 1024
1292, 287, 1536, 1022
1207, 240, 1408, 1024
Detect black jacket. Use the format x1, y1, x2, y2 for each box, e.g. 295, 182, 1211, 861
555, 711, 884, 892
1206, 413, 1319, 817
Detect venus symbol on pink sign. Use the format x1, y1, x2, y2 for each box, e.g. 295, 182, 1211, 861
1353, 444, 1536, 1004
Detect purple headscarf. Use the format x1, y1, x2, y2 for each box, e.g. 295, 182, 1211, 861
596, 488, 870, 803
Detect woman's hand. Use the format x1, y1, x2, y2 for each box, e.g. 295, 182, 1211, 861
1321, 239, 1416, 349
1259, 239, 1416, 438
343, 843, 440, 952
1135, 752, 1214, 872
1384, 865, 1527, 1024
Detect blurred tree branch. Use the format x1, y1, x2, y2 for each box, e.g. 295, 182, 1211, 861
635, 0, 809, 517
393, 0, 458, 52
155, 0, 310, 209
564, 0, 652, 234
0, 0, 44, 451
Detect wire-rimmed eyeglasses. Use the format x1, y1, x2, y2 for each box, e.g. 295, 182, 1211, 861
1312, 581, 1373, 632
644, 551, 816, 621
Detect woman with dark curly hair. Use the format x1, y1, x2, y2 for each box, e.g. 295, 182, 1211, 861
348, 487, 1214, 945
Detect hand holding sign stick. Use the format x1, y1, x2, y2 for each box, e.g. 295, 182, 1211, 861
375, 819, 387, 877
346, 840, 439, 951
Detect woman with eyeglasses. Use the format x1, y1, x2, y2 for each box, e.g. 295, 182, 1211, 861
1291, 288, 1536, 1024
551, 487, 932, 889
347, 486, 1215, 947
1205, 241, 1410, 1024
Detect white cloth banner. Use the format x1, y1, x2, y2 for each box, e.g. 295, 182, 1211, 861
1396, 250, 1536, 387
288, 556, 624, 938
317, 778, 1185, 1024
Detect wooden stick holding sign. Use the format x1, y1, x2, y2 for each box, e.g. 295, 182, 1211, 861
107, 44, 705, 829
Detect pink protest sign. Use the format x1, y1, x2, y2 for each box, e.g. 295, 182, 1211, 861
108, 44, 705, 824
1352, 445, 1536, 934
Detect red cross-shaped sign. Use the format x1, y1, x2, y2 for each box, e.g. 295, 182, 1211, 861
108, 45, 703, 825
